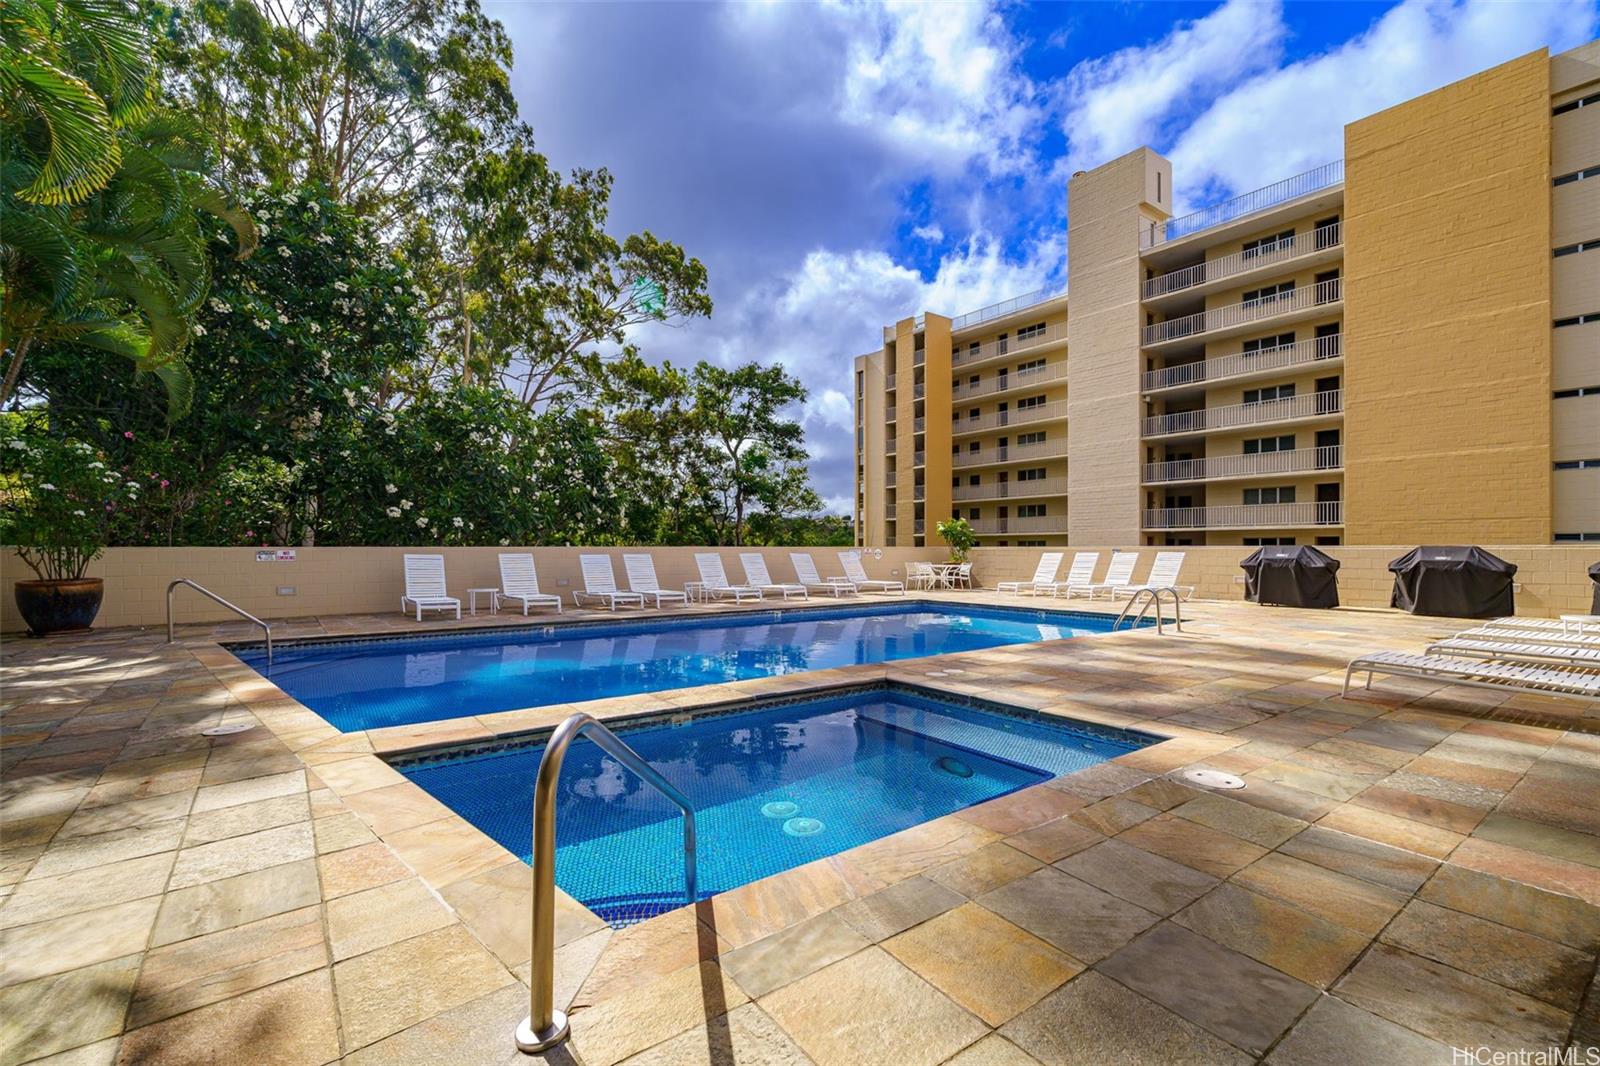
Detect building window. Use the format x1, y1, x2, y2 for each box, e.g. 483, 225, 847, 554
1016, 357, 1046, 373
1555, 459, 1600, 469
1243, 435, 1295, 454
1017, 504, 1047, 518
1242, 282, 1294, 307
1244, 536, 1296, 546
1017, 431, 1046, 445
1016, 322, 1047, 342
1554, 533, 1600, 542
1555, 240, 1598, 257
968, 508, 980, 520
1555, 165, 1600, 186
1017, 468, 1048, 481
1554, 313, 1600, 327
1553, 90, 1600, 116
1554, 386, 1600, 398
1242, 333, 1295, 356
1244, 486, 1296, 505
968, 408, 980, 420
1243, 384, 1295, 404
1017, 394, 1048, 410
1241, 230, 1295, 258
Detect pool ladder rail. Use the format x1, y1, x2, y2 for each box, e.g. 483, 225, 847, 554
1114, 587, 1184, 634
518, 712, 697, 1054
166, 578, 274, 664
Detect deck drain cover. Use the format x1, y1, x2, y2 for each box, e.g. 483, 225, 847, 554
200, 723, 255, 737
1182, 768, 1246, 790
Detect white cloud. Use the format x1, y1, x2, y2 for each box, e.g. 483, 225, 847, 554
911, 223, 944, 242
1169, 0, 1599, 205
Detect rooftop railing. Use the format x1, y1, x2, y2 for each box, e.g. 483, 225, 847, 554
1141, 161, 1344, 249
1143, 223, 1342, 300
1142, 446, 1342, 484
1143, 278, 1342, 347
1142, 335, 1341, 392
1142, 501, 1343, 530
950, 284, 1067, 331
1142, 389, 1343, 438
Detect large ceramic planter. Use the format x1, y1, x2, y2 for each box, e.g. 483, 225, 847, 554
14, 578, 104, 636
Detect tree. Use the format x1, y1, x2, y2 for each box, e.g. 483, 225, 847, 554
688, 362, 820, 546
2, 0, 256, 416
934, 517, 976, 562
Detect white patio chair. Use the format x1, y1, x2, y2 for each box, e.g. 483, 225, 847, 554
740, 553, 808, 600
401, 554, 461, 620
1046, 552, 1102, 598
952, 562, 973, 589
623, 554, 689, 609
1076, 551, 1139, 599
573, 554, 645, 611
838, 551, 904, 594
790, 553, 858, 597
1114, 551, 1195, 600
907, 561, 938, 590
997, 552, 1063, 595
695, 553, 763, 602
495, 553, 563, 615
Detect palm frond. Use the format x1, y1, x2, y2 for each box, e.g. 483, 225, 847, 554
1, 54, 120, 205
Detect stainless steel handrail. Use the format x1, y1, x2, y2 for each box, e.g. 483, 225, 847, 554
167, 579, 273, 663
1115, 588, 1184, 634
517, 712, 697, 1054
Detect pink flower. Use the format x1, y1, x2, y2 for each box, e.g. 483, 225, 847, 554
123, 431, 134, 439
159, 480, 169, 489
244, 530, 254, 538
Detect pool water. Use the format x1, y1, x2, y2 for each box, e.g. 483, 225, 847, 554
397, 686, 1155, 926
236, 603, 1134, 733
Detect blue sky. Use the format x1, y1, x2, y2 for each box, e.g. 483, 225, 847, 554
491, 0, 1597, 513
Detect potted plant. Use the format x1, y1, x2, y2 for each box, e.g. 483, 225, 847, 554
2, 431, 137, 635
935, 517, 976, 563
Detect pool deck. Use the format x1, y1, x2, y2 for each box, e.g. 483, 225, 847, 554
3, 592, 1599, 1065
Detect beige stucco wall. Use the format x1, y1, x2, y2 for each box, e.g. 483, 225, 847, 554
1342, 49, 1554, 544
7, 543, 1591, 634
921, 314, 954, 543
1067, 148, 1170, 544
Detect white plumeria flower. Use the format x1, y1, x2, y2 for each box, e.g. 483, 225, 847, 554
254, 318, 270, 330
499, 538, 509, 546
384, 425, 396, 436
385, 483, 398, 494
193, 324, 207, 337
415, 517, 428, 528
307, 322, 322, 334
73, 509, 86, 516
400, 499, 412, 510
277, 245, 291, 258
277, 313, 288, 324
38, 483, 55, 490
386, 506, 402, 518
451, 517, 464, 528
315, 233, 333, 245
333, 281, 348, 293
87, 461, 104, 469
307, 201, 320, 214
432, 441, 442, 453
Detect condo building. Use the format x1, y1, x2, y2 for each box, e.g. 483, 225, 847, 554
854, 42, 1600, 549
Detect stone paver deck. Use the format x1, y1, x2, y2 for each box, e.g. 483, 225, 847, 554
3, 592, 1599, 1065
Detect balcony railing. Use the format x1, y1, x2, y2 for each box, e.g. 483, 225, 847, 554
885, 471, 896, 487
1143, 390, 1342, 437
954, 401, 1067, 435
953, 476, 1067, 502
913, 416, 926, 432
886, 440, 897, 454
913, 382, 925, 399
1143, 446, 1342, 484
1141, 161, 1344, 249
913, 348, 926, 366
953, 361, 1068, 401
1143, 223, 1342, 300
950, 284, 1067, 331
913, 450, 926, 466
952, 321, 1067, 369
1142, 501, 1344, 530
886, 373, 896, 390
913, 485, 925, 501
953, 438, 1069, 468
882, 314, 928, 343
969, 515, 1068, 534
1142, 335, 1342, 392
914, 519, 925, 535
1143, 278, 1342, 347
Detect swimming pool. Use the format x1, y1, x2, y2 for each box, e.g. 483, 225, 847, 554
235, 602, 1137, 733
395, 684, 1157, 925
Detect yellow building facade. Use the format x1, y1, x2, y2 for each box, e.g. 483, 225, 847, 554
854, 42, 1600, 549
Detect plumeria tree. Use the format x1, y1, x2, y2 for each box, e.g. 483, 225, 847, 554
0, 419, 142, 579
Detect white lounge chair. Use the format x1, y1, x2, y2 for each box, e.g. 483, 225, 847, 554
1074, 551, 1138, 599
838, 551, 904, 594
1045, 552, 1101, 598
1426, 637, 1600, 665
494, 553, 563, 615
623, 554, 689, 609
997, 552, 1064, 595
1342, 651, 1600, 701
740, 553, 808, 600
695, 553, 763, 602
1114, 551, 1194, 600
573, 554, 645, 611
401, 554, 461, 621
790, 553, 858, 597
1455, 626, 1600, 649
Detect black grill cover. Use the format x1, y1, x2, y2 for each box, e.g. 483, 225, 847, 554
1388, 546, 1516, 619
1590, 560, 1599, 615
1241, 546, 1341, 609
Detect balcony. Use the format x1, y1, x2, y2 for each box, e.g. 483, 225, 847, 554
1141, 161, 1344, 249
886, 439, 897, 454
913, 416, 926, 433
953, 476, 1067, 502
913, 485, 926, 501
914, 382, 925, 399
914, 519, 925, 535
885, 471, 896, 487
913, 450, 926, 466
1143, 278, 1342, 348
951, 321, 1067, 370
953, 361, 1068, 401
953, 437, 1069, 469
1142, 501, 1344, 530
1143, 224, 1342, 302
1143, 446, 1342, 484
953, 400, 1067, 437
1143, 390, 1342, 438
886, 373, 896, 390
1142, 335, 1342, 393
969, 515, 1068, 535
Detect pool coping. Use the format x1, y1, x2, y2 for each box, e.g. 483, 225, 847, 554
193, 591, 1219, 975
